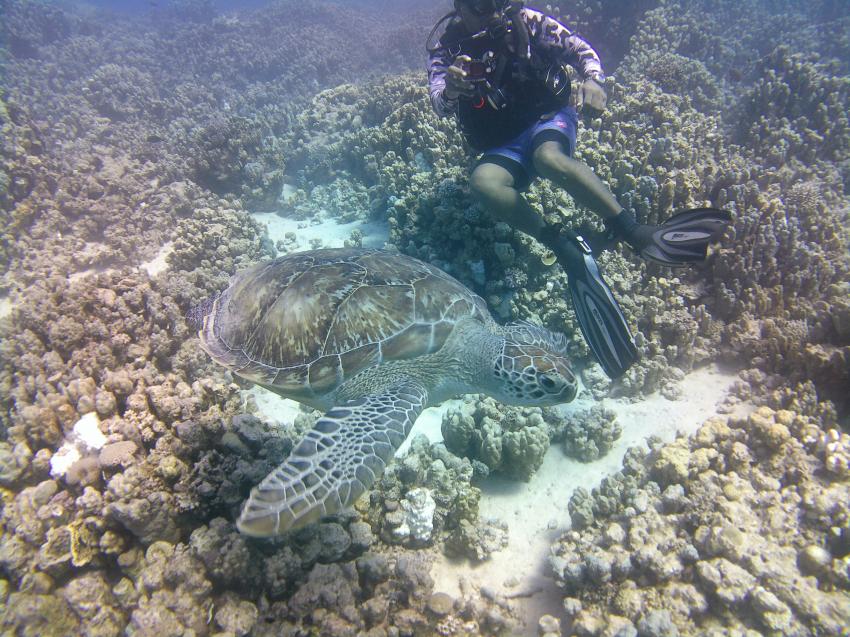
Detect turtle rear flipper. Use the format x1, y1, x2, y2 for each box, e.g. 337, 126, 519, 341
237, 382, 429, 537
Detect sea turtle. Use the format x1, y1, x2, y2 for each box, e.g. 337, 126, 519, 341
194, 248, 577, 537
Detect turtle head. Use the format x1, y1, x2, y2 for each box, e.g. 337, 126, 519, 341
489, 322, 578, 405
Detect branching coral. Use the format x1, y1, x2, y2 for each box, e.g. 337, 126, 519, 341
737, 48, 850, 167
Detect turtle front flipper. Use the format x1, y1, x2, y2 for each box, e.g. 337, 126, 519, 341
237, 382, 429, 537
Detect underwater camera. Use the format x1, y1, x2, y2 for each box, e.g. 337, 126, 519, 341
459, 52, 508, 110
460, 51, 496, 83
466, 59, 489, 81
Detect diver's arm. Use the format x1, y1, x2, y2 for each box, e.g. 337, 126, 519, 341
523, 9, 605, 82
428, 50, 459, 117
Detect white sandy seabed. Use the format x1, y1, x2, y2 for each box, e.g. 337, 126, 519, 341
252, 210, 390, 252
244, 211, 755, 631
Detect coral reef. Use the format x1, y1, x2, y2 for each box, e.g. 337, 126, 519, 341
441, 395, 552, 481
1, 0, 73, 59
365, 434, 506, 561
551, 401, 850, 636
0, 0, 428, 284
1, 0, 849, 634
736, 48, 850, 167
551, 405, 622, 462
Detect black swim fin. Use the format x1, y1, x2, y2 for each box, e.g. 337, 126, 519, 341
587, 207, 732, 266
637, 207, 732, 266
556, 229, 639, 379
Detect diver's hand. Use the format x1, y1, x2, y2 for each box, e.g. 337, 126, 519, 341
575, 77, 607, 111
444, 55, 476, 100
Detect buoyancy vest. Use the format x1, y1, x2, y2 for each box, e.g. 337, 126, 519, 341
441, 21, 571, 151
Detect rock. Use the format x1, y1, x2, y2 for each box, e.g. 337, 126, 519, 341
637, 609, 678, 637
362, 596, 389, 626
356, 553, 391, 587
0, 441, 31, 486
695, 558, 756, 605
607, 615, 638, 637
603, 523, 626, 547
316, 523, 351, 563
797, 545, 831, 575
65, 456, 101, 486
747, 407, 791, 451
585, 554, 612, 585
651, 442, 690, 485
1, 592, 81, 636
99, 441, 138, 468
129, 599, 184, 636
538, 614, 561, 636
493, 242, 515, 266
632, 490, 650, 513
62, 572, 125, 635
214, 598, 259, 636
660, 484, 686, 513
348, 521, 374, 552
562, 597, 582, 617
572, 609, 605, 636
749, 586, 792, 632
230, 414, 268, 450
395, 553, 433, 601
426, 592, 454, 616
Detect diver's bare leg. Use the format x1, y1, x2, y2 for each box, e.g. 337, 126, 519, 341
532, 140, 622, 220
468, 161, 547, 238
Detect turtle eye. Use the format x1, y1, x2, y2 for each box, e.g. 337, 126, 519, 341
539, 374, 557, 391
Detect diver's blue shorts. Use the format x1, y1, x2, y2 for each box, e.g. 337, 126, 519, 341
477, 106, 578, 191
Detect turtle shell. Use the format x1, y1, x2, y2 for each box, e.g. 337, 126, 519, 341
197, 248, 491, 401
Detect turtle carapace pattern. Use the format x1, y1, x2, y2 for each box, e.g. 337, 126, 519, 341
194, 248, 578, 537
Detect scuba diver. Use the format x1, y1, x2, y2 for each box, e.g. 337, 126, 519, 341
427, 0, 731, 379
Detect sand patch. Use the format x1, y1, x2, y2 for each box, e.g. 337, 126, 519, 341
242, 386, 304, 430
139, 241, 174, 277
0, 295, 12, 320
252, 211, 389, 252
